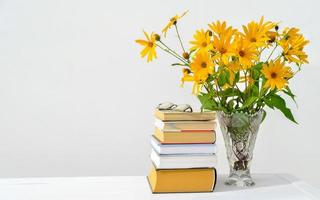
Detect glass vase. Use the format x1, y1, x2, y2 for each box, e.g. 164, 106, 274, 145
217, 110, 264, 187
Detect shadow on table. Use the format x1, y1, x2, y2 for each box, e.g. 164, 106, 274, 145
214, 173, 299, 193
147, 174, 309, 200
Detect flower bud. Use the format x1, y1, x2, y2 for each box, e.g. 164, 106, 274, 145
183, 68, 191, 74
267, 31, 277, 43
153, 34, 161, 41
170, 17, 177, 25
182, 52, 190, 59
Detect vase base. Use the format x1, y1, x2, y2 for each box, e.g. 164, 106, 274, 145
225, 173, 255, 187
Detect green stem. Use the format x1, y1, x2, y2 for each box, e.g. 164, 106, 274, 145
204, 84, 210, 93
235, 84, 245, 103
256, 86, 269, 110
215, 84, 224, 106
159, 41, 188, 64
257, 46, 267, 62
156, 43, 188, 65
244, 70, 248, 94
266, 44, 278, 62
273, 54, 282, 62
174, 24, 186, 53
292, 67, 301, 76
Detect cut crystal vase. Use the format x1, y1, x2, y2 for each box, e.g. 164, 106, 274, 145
217, 110, 264, 187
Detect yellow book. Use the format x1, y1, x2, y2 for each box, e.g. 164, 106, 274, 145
147, 166, 216, 193
155, 109, 216, 121
154, 128, 216, 144
155, 118, 216, 131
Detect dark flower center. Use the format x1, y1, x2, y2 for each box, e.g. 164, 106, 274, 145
201, 42, 208, 47
271, 72, 277, 78
201, 62, 207, 68
220, 47, 227, 54
148, 42, 154, 47
250, 38, 257, 42
239, 50, 245, 57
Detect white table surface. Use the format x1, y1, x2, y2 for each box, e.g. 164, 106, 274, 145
0, 174, 319, 200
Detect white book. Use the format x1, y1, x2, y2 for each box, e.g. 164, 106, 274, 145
150, 136, 218, 155
151, 149, 217, 169
154, 118, 216, 131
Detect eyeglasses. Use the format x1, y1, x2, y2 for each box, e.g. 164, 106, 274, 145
157, 102, 193, 112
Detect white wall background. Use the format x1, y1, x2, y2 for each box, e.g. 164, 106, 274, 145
0, 0, 320, 187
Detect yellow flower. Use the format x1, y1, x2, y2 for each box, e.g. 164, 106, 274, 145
242, 16, 276, 47
261, 59, 292, 90
190, 51, 214, 76
135, 31, 157, 62
222, 61, 240, 86
212, 33, 235, 64
181, 68, 192, 86
189, 29, 213, 52
182, 72, 209, 95
283, 66, 294, 79
280, 28, 300, 43
208, 20, 236, 38
279, 28, 309, 64
162, 10, 188, 37
281, 42, 309, 64
233, 37, 259, 69
225, 61, 240, 73
266, 31, 278, 44
181, 51, 215, 94
208, 21, 237, 64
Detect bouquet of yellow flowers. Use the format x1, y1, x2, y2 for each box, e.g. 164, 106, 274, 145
135, 12, 309, 123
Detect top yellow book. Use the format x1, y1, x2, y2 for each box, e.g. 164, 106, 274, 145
155, 109, 216, 121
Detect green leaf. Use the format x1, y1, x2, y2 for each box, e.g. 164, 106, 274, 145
217, 72, 227, 87
252, 69, 260, 80
189, 49, 196, 55
227, 100, 235, 111
265, 100, 274, 109
283, 87, 298, 107
171, 63, 187, 66
230, 113, 250, 129
198, 93, 229, 112
219, 88, 233, 97
234, 71, 240, 84
251, 84, 259, 97
225, 70, 231, 84
265, 94, 298, 124
206, 74, 215, 83
198, 94, 217, 111
240, 96, 258, 110
252, 62, 263, 70
217, 88, 242, 99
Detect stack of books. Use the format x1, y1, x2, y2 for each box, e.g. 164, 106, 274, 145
147, 109, 218, 193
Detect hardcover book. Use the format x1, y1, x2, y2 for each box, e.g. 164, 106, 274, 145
155, 118, 216, 132
151, 149, 217, 169
151, 136, 218, 155
147, 166, 216, 193
154, 128, 216, 144
155, 109, 216, 121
